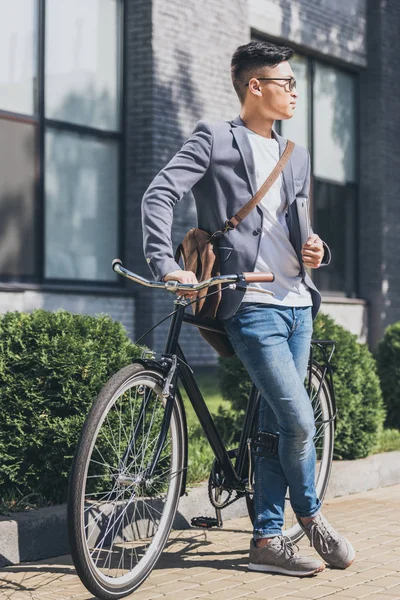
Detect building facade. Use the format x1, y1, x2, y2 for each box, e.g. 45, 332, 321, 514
0, 0, 399, 365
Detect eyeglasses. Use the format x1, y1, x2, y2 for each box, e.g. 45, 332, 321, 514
245, 77, 297, 92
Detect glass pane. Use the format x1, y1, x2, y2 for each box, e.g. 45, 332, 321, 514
281, 54, 309, 149
45, 130, 118, 281
313, 64, 356, 184
45, 0, 120, 130
0, 118, 37, 276
313, 180, 357, 294
0, 0, 36, 115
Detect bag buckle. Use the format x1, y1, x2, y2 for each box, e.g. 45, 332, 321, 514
209, 220, 234, 242
222, 220, 235, 234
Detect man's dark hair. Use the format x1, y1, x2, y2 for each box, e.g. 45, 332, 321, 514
231, 41, 294, 103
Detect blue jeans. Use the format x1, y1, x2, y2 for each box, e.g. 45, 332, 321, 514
223, 303, 321, 539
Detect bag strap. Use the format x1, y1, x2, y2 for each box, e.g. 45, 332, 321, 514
213, 139, 295, 237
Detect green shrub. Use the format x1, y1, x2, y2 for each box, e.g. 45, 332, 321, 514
371, 428, 400, 454
0, 310, 141, 506
375, 322, 400, 429
218, 312, 386, 460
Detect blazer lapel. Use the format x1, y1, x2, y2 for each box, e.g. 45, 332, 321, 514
231, 119, 258, 196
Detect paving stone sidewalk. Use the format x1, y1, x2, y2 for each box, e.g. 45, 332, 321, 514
1, 484, 400, 600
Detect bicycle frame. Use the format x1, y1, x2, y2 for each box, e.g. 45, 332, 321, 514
136, 297, 337, 497
176, 304, 251, 492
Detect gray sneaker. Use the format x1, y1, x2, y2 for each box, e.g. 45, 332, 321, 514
297, 513, 355, 569
248, 536, 325, 577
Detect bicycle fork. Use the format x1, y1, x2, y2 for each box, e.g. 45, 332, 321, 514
117, 356, 179, 485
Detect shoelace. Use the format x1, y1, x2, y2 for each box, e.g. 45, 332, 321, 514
309, 517, 340, 553
273, 535, 301, 559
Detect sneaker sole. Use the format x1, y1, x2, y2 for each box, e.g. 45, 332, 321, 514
248, 562, 325, 577
345, 556, 356, 568
326, 551, 356, 570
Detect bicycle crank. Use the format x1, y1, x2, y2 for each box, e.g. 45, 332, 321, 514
191, 451, 245, 530
190, 479, 224, 528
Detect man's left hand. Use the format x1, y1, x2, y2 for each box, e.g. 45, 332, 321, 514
301, 234, 324, 268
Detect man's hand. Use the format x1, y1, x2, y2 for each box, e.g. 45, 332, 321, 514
301, 234, 324, 268
163, 270, 199, 297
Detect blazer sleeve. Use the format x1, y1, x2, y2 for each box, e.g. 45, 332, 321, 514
141, 120, 213, 281
300, 150, 331, 267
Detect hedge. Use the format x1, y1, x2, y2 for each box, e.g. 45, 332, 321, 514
0, 310, 141, 505
0, 308, 389, 509
375, 321, 400, 429
218, 312, 386, 460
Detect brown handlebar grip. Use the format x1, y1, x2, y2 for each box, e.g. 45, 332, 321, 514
243, 272, 275, 283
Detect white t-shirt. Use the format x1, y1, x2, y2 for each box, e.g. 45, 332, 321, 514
242, 127, 312, 307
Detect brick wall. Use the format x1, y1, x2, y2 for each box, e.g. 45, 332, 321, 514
249, 0, 367, 66
126, 0, 400, 359
126, 0, 248, 364
0, 291, 134, 336
359, 0, 400, 348
124, 0, 155, 345
151, 0, 249, 364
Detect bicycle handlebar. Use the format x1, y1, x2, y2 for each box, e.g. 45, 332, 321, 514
112, 259, 275, 293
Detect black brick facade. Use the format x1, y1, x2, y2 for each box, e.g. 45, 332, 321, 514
125, 0, 400, 360
359, 0, 400, 348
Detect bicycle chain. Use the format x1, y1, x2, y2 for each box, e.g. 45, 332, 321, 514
207, 472, 245, 509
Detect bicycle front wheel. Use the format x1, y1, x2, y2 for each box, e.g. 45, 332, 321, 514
246, 360, 335, 543
68, 363, 186, 600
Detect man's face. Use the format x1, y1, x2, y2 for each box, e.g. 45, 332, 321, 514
246, 60, 297, 120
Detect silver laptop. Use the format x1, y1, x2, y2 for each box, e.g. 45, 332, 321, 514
295, 195, 311, 248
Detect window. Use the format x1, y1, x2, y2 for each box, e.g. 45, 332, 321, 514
312, 63, 357, 295
313, 180, 357, 294
281, 54, 309, 149
313, 64, 356, 185
45, 0, 120, 130
280, 53, 358, 296
0, 1, 36, 115
0, 0, 123, 284
45, 130, 118, 281
0, 119, 37, 277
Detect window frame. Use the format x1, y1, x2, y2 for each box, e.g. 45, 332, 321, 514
252, 32, 361, 298
0, 0, 126, 289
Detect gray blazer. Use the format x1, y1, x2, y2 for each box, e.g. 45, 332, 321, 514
142, 114, 331, 321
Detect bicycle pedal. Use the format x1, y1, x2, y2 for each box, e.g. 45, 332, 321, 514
191, 516, 219, 529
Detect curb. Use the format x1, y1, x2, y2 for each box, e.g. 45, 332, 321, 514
174, 449, 400, 526
1, 450, 399, 567
0, 504, 68, 568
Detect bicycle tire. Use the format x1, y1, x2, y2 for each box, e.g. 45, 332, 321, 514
245, 360, 335, 543
68, 363, 186, 600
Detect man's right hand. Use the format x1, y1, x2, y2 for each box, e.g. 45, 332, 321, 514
163, 270, 199, 298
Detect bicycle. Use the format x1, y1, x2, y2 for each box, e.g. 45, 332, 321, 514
68, 260, 336, 600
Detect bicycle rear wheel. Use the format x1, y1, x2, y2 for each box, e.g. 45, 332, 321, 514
68, 363, 186, 600
246, 360, 334, 543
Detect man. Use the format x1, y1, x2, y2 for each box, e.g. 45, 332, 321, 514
142, 40, 355, 577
